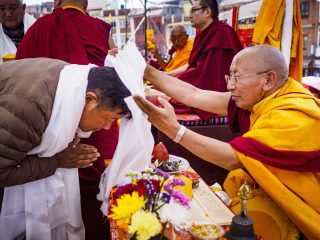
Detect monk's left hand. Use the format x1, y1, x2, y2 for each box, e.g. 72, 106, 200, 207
134, 95, 180, 139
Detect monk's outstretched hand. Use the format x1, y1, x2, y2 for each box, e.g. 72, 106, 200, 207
134, 95, 180, 140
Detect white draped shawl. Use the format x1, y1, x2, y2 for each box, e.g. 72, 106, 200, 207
0, 64, 95, 240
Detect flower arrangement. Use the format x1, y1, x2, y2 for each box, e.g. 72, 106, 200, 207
108, 168, 192, 240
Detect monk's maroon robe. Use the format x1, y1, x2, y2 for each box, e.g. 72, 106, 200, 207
172, 18, 243, 121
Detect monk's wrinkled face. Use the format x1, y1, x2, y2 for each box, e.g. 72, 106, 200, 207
79, 92, 125, 132
227, 53, 268, 110
0, 0, 25, 30
170, 28, 188, 50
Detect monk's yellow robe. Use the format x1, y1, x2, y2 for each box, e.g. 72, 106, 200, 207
225, 169, 300, 240
165, 39, 194, 72
252, 0, 303, 82
227, 78, 320, 240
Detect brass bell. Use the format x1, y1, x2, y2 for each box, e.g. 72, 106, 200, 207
226, 182, 257, 240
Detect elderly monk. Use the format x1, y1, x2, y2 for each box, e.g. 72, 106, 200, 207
0, 0, 35, 62
15, 0, 117, 238
0, 58, 131, 239
169, 0, 242, 121
149, 25, 193, 73
134, 45, 320, 240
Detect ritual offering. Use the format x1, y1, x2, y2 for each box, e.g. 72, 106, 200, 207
162, 174, 193, 200
152, 143, 190, 174
190, 221, 225, 240
182, 171, 201, 189
108, 168, 192, 240
107, 140, 237, 239
152, 142, 169, 162
157, 155, 190, 174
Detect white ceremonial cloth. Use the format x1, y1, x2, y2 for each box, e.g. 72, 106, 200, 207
302, 76, 320, 91
98, 41, 154, 215
0, 64, 95, 240
0, 13, 36, 63
281, 0, 293, 69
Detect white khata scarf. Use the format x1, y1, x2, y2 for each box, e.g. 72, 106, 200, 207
0, 64, 95, 240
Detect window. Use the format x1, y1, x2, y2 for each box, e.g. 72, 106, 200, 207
119, 20, 124, 28
303, 35, 308, 50
300, 2, 310, 19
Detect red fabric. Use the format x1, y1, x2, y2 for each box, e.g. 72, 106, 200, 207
229, 137, 320, 172
16, 8, 111, 66
149, 59, 161, 70
232, 7, 238, 30
168, 46, 176, 56
172, 18, 243, 121
16, 8, 115, 240
236, 17, 256, 47
227, 99, 250, 134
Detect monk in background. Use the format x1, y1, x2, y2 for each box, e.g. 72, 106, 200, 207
148, 25, 193, 74
0, 0, 35, 62
16, 0, 116, 239
171, 0, 242, 121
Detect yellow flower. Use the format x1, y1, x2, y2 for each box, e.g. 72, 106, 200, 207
128, 211, 162, 240
108, 191, 146, 225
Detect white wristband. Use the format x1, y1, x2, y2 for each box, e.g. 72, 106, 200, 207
173, 125, 186, 143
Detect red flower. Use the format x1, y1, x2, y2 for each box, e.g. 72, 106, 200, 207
150, 179, 161, 193
113, 183, 135, 200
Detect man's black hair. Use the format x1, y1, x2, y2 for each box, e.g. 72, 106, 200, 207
199, 0, 219, 18
87, 66, 131, 116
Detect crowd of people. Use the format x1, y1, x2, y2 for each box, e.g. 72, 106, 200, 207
1, 0, 320, 239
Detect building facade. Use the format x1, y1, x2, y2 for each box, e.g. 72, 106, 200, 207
301, 0, 320, 76
103, 8, 131, 48
25, 2, 53, 18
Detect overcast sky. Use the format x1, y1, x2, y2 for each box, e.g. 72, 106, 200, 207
24, 0, 45, 5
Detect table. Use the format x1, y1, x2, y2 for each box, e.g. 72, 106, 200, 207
109, 169, 234, 240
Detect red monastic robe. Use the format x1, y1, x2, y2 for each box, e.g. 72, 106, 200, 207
172, 18, 243, 121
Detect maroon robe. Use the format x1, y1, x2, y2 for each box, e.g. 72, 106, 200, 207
227, 99, 250, 134
16, 8, 114, 240
172, 18, 243, 121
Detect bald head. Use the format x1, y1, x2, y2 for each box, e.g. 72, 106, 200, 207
170, 25, 188, 50
171, 25, 187, 35
235, 45, 288, 86
228, 45, 290, 110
